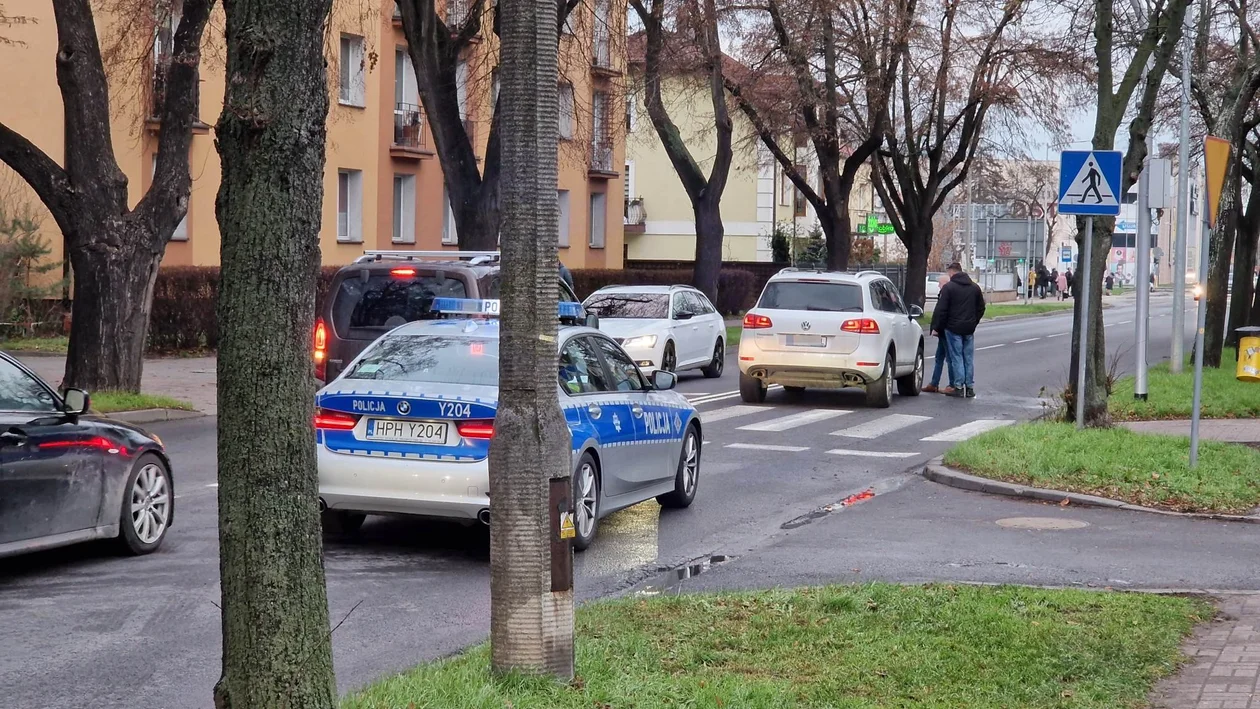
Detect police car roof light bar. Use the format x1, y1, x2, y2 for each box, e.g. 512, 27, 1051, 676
428, 297, 585, 323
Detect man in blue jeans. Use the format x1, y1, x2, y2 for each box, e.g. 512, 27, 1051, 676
922, 272, 954, 393
929, 262, 986, 398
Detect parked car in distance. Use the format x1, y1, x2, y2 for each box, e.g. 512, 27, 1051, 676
0, 353, 173, 559
925, 272, 946, 300
737, 269, 925, 408
582, 285, 726, 378
315, 250, 585, 382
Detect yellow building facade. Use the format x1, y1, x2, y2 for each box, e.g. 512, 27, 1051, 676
0, 1, 626, 271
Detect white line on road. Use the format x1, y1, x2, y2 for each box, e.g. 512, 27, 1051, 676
738, 409, 850, 432
206, 483, 219, 488
1014, 338, 1040, 344
976, 344, 1006, 350
700, 405, 768, 423
726, 443, 810, 453
691, 385, 781, 406
1046, 332, 1068, 338
921, 419, 1015, 442
826, 448, 918, 458
830, 413, 931, 439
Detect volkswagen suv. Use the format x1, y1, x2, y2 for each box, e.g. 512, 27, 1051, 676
737, 269, 924, 408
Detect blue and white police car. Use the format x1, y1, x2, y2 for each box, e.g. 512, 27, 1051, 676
314, 298, 702, 549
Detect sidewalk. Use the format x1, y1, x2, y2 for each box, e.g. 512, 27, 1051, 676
1121, 419, 1260, 445
14, 354, 218, 415
1153, 595, 1260, 709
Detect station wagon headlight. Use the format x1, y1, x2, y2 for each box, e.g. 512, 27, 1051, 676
621, 335, 658, 349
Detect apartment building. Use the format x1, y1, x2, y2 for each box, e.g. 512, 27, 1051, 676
0, 0, 626, 269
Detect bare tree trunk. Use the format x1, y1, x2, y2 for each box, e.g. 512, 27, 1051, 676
491, 0, 574, 679
1228, 181, 1260, 345
1066, 215, 1114, 424
212, 0, 337, 706
692, 197, 724, 300
1204, 166, 1240, 367
902, 217, 932, 307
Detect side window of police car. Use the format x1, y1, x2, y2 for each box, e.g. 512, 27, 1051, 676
559, 337, 610, 395
592, 337, 646, 392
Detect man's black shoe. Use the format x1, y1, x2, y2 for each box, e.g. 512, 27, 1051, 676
948, 387, 968, 398
965, 387, 976, 398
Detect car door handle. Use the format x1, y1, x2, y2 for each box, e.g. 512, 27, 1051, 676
587, 404, 602, 419
630, 404, 644, 417
0, 430, 28, 447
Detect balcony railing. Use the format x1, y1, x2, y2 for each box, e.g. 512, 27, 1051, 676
150, 58, 170, 120
447, 0, 469, 26
624, 197, 646, 232
393, 103, 426, 150
592, 30, 612, 70
590, 137, 614, 173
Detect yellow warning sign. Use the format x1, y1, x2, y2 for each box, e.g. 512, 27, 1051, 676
559, 511, 576, 540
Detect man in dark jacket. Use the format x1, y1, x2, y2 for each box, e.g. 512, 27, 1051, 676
929, 262, 986, 398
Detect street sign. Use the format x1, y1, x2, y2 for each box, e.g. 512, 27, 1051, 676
1058, 150, 1123, 216
1060, 246, 1072, 263
1205, 136, 1231, 228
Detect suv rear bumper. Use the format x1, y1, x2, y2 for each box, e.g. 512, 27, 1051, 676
738, 340, 887, 388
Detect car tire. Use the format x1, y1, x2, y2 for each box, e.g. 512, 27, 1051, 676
321, 509, 366, 536
658, 424, 701, 509
701, 339, 724, 378
897, 344, 924, 397
572, 451, 600, 551
662, 342, 677, 373
117, 453, 173, 556
739, 371, 766, 403
865, 352, 894, 409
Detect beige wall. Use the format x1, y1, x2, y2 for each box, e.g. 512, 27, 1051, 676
0, 0, 625, 272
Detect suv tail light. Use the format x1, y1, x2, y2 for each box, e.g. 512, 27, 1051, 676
841, 318, 880, 334
743, 313, 773, 329
314, 409, 358, 430
457, 420, 495, 440
314, 319, 328, 380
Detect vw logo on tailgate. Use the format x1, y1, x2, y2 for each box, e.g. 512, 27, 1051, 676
396, 400, 411, 415
801, 321, 811, 331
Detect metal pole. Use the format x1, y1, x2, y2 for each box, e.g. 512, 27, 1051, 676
1025, 214, 1032, 304
1076, 217, 1094, 429
1190, 207, 1211, 466
966, 183, 974, 271
1171, 8, 1192, 373
1135, 159, 1151, 400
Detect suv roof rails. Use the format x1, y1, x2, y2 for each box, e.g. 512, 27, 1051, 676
356, 250, 501, 264
777, 266, 837, 275
852, 270, 883, 278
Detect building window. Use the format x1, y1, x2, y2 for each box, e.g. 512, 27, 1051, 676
589, 192, 607, 248
150, 1, 181, 119
339, 35, 366, 107
558, 189, 571, 247
591, 90, 612, 171
151, 155, 188, 241
395, 48, 418, 106
337, 169, 363, 242
442, 184, 458, 245
625, 94, 637, 133
624, 161, 635, 203
456, 60, 469, 118
392, 174, 416, 244
558, 83, 575, 139
793, 164, 807, 217
780, 168, 793, 206
491, 67, 500, 109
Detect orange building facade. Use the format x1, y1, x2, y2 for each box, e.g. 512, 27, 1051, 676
0, 0, 626, 271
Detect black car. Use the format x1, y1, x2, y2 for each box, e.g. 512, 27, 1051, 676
0, 353, 173, 559
315, 250, 584, 382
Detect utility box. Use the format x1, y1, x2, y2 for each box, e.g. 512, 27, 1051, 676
1238, 326, 1260, 383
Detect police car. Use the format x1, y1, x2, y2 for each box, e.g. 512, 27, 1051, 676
314, 298, 702, 550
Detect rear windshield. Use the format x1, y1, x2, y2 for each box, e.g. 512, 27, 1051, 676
343, 335, 498, 386
331, 273, 469, 334
758, 281, 864, 312
584, 293, 669, 319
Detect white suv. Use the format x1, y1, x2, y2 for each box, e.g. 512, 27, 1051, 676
737, 269, 925, 407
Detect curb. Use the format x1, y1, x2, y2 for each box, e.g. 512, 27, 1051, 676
3, 349, 66, 359
921, 457, 1260, 524
104, 408, 205, 425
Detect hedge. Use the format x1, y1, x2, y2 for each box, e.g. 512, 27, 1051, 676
571, 268, 757, 316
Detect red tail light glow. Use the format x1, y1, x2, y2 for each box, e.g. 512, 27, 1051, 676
314, 409, 359, 430
743, 313, 773, 329
841, 318, 880, 334
39, 437, 128, 456
314, 319, 328, 380
457, 420, 496, 440
390, 267, 417, 277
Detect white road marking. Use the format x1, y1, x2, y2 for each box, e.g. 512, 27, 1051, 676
830, 413, 931, 439
1014, 337, 1040, 344
925, 355, 935, 360
826, 448, 918, 458
206, 483, 219, 488
976, 344, 1006, 350
921, 419, 1015, 442
1118, 320, 1132, 324
738, 409, 850, 432
726, 443, 810, 452
700, 405, 768, 423
1046, 332, 1068, 338
691, 385, 781, 406
684, 393, 710, 398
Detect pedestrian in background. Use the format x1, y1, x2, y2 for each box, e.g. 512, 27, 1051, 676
1056, 270, 1067, 301
1105, 271, 1114, 295
931, 262, 986, 398
922, 272, 954, 394
1065, 268, 1074, 298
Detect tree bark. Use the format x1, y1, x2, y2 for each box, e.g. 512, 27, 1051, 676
692, 197, 724, 300
212, 0, 337, 706
1227, 176, 1260, 345
902, 216, 932, 307
491, 0, 574, 679
1204, 165, 1240, 367
1066, 214, 1114, 424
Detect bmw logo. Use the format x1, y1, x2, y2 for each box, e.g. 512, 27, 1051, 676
397, 400, 411, 415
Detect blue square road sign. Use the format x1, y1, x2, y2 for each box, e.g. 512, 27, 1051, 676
1058, 150, 1123, 217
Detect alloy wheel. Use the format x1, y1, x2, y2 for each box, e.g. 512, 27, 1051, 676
130, 464, 170, 545
575, 462, 597, 539
682, 432, 699, 495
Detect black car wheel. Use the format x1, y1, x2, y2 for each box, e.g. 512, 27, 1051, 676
662, 343, 677, 373
118, 453, 173, 556
897, 345, 924, 397
572, 452, 600, 551
739, 371, 766, 403
701, 340, 724, 378
657, 424, 700, 509
321, 509, 366, 536
865, 352, 894, 409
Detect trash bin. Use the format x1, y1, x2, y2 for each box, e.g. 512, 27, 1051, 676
1238, 326, 1260, 383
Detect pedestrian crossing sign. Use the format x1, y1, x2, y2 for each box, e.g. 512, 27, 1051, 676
1058, 150, 1122, 216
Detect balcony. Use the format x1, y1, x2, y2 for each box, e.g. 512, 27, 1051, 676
589, 137, 616, 177
592, 29, 617, 76
149, 59, 169, 122
390, 103, 431, 158
447, 0, 469, 27
624, 197, 646, 233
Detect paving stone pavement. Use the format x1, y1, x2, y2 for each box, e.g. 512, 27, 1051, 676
14, 354, 218, 415
1154, 595, 1260, 709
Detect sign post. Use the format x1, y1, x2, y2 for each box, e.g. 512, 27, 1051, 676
1135, 160, 1152, 401
1058, 150, 1123, 429
1191, 136, 1231, 466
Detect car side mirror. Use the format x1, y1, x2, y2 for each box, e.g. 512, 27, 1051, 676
651, 369, 677, 391
674, 311, 693, 321
585, 313, 600, 329
909, 305, 923, 318
63, 388, 90, 416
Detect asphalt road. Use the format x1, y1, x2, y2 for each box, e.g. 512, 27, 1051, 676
2, 292, 1239, 709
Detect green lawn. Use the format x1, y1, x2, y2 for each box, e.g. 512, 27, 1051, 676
1110, 348, 1260, 421
90, 391, 196, 414
345, 584, 1207, 709
1, 335, 69, 354
725, 324, 741, 348
923, 300, 1074, 323
944, 421, 1260, 514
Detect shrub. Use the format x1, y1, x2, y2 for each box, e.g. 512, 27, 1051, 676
571, 267, 758, 316
0, 200, 65, 338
